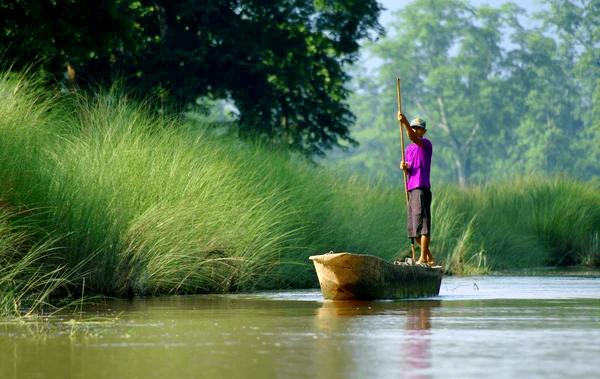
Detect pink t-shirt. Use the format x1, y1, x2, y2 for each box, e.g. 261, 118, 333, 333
405, 138, 432, 191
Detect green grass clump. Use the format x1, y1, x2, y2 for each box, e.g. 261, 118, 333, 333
1, 72, 408, 295
467, 178, 599, 268
0, 207, 73, 316
0, 69, 598, 309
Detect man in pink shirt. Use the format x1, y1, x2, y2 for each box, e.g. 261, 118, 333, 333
397, 113, 434, 265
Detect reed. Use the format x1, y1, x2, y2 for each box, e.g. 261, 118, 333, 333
0, 69, 598, 310
0, 207, 74, 316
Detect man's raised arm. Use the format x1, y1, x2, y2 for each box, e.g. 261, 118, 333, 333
397, 112, 423, 147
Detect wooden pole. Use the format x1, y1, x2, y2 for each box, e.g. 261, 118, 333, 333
396, 78, 416, 263
396, 79, 409, 205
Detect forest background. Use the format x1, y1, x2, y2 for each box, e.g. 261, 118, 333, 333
3, 0, 598, 186
332, 0, 599, 186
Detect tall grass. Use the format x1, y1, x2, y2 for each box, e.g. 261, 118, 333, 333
0, 207, 74, 316
462, 179, 600, 269
0, 69, 598, 309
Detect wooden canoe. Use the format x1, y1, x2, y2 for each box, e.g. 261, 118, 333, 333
309, 252, 442, 300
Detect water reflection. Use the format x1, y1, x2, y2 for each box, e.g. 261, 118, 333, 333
405, 303, 434, 379
315, 300, 440, 378
316, 299, 440, 317
316, 300, 377, 328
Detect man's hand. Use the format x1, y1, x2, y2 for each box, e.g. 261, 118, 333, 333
399, 160, 409, 172
397, 112, 409, 125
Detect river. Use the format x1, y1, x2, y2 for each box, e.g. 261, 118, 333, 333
1, 276, 599, 378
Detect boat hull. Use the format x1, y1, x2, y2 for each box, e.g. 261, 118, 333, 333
309, 252, 442, 300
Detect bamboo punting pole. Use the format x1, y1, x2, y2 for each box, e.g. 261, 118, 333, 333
396, 78, 416, 263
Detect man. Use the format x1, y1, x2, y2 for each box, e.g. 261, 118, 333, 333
397, 113, 434, 265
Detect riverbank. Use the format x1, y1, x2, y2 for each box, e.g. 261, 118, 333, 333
1, 70, 598, 315
492, 267, 600, 277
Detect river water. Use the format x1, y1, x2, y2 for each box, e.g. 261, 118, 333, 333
1, 276, 599, 379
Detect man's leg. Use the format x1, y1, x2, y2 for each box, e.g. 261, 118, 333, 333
415, 235, 426, 263
421, 234, 434, 264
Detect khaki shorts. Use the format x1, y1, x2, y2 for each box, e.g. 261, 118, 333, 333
407, 188, 432, 238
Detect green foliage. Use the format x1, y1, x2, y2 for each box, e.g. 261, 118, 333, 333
539, 0, 600, 179
0, 0, 383, 155
442, 216, 489, 276
0, 206, 73, 317
332, 0, 599, 185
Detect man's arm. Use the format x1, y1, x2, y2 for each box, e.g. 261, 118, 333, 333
397, 112, 423, 147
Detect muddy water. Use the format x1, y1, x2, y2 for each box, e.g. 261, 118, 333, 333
1, 276, 599, 379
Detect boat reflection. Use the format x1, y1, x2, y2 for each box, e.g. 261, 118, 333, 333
314, 300, 440, 378
317, 300, 382, 319
405, 302, 435, 379
316, 299, 440, 319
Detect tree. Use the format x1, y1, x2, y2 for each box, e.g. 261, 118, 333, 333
339, 0, 518, 185
332, 0, 599, 185
0, 0, 383, 155
538, 0, 600, 179
502, 27, 580, 175
0, 0, 142, 75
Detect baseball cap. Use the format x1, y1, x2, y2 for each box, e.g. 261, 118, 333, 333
410, 117, 427, 130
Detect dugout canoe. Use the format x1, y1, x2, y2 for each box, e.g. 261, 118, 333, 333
309, 252, 442, 300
